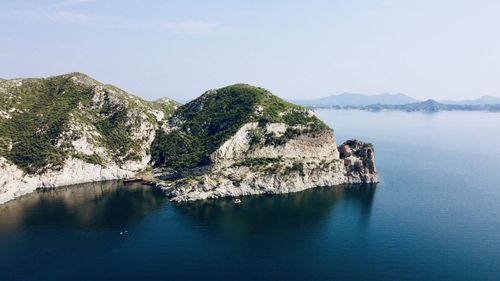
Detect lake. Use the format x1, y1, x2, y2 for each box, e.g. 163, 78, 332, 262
1, 110, 500, 281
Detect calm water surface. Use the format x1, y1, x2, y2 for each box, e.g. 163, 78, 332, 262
1, 110, 500, 281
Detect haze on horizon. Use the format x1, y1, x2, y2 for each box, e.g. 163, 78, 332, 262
1, 0, 499, 102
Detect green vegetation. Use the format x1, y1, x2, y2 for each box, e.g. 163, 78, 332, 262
0, 73, 178, 174
285, 162, 305, 177
94, 96, 139, 161
230, 157, 285, 174
229, 158, 306, 176
151, 84, 329, 172
263, 128, 304, 146
283, 111, 314, 126
249, 126, 325, 148
72, 153, 104, 166
150, 130, 204, 170
248, 129, 264, 146
0, 76, 94, 173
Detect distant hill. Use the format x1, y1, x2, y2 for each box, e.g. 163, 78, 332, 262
293, 93, 419, 107
362, 99, 500, 113
294, 92, 500, 112
294, 93, 500, 108
439, 96, 500, 105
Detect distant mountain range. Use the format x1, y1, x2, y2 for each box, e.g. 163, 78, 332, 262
361, 100, 500, 113
438, 96, 500, 106
293, 93, 500, 107
292, 93, 419, 107
293, 93, 500, 112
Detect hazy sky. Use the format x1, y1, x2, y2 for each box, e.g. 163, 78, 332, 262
1, 0, 499, 101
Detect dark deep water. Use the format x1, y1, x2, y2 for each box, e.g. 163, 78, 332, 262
1, 110, 500, 281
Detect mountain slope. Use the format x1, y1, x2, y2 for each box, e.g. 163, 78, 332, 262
0, 73, 179, 204
151, 84, 327, 175
293, 93, 419, 107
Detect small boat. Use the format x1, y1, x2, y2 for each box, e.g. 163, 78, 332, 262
234, 199, 242, 204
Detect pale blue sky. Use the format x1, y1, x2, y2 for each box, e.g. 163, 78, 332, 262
1, 0, 499, 101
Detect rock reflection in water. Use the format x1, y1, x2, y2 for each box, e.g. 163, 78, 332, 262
0, 181, 166, 235
173, 184, 377, 237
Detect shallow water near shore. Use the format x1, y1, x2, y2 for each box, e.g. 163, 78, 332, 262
1, 110, 500, 281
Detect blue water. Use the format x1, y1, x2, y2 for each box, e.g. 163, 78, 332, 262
1, 110, 500, 281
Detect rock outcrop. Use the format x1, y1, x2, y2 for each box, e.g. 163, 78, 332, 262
339, 139, 377, 183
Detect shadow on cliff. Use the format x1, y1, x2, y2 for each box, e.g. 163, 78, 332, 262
0, 181, 167, 234
172, 184, 377, 238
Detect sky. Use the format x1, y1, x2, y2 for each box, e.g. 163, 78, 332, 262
0, 0, 499, 102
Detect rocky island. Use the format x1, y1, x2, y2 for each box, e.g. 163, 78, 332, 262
0, 73, 377, 204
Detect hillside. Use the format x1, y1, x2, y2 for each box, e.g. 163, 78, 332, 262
151, 84, 378, 201
151, 84, 327, 176
0, 73, 179, 204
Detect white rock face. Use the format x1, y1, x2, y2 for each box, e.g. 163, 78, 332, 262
0, 157, 134, 205
165, 160, 349, 202
0, 111, 10, 119
162, 122, 378, 202
210, 123, 259, 165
